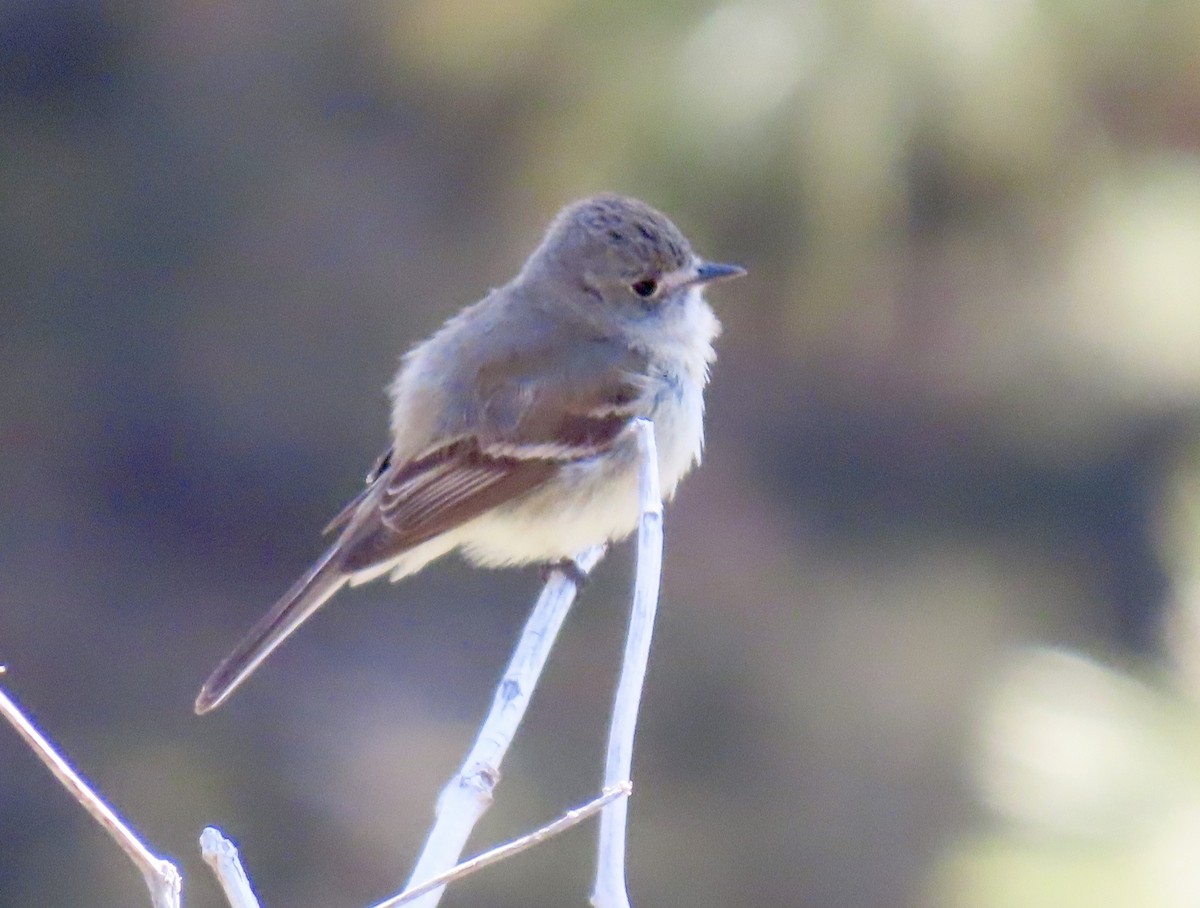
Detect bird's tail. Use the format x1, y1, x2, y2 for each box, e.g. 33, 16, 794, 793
194, 546, 348, 714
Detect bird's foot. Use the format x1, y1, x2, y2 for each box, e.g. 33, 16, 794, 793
541, 557, 591, 588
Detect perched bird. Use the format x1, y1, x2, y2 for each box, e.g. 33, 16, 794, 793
195, 193, 744, 714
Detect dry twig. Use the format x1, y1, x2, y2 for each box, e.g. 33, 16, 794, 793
593, 418, 664, 908
0, 677, 182, 908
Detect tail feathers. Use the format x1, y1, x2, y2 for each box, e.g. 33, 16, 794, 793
194, 547, 348, 714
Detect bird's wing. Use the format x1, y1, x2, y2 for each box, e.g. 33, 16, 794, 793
332, 339, 649, 574
195, 333, 646, 714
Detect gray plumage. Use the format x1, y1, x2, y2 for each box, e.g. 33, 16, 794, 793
195, 194, 743, 714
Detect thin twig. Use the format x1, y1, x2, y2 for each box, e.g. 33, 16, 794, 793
402, 544, 607, 908
0, 682, 182, 908
201, 827, 262, 908
0, 417, 664, 908
593, 418, 664, 908
379, 782, 630, 908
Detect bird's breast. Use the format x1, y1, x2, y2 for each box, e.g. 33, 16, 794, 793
457, 364, 708, 567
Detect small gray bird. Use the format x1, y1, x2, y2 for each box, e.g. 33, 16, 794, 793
195, 193, 744, 714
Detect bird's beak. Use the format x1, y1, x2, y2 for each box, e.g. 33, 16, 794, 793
660, 260, 746, 295
688, 260, 747, 287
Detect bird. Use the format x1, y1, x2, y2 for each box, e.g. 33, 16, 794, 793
194, 193, 744, 714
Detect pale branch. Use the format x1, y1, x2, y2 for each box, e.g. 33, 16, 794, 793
401, 542, 607, 908
593, 417, 664, 908
201, 827, 262, 908
3, 416, 670, 908
0, 680, 182, 908
377, 782, 631, 908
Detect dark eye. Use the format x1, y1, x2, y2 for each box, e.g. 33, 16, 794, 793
631, 278, 658, 298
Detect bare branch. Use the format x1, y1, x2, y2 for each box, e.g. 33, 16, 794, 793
0, 417, 666, 908
201, 827, 262, 908
593, 418, 664, 908
402, 543, 607, 908
0, 681, 182, 908
380, 782, 630, 908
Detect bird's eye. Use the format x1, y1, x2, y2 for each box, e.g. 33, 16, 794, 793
631, 278, 658, 298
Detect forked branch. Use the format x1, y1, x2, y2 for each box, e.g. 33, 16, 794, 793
2, 416, 668, 908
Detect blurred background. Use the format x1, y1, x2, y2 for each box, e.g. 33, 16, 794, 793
4, 1, 1200, 906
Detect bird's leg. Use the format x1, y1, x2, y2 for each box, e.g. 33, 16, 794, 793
540, 556, 592, 589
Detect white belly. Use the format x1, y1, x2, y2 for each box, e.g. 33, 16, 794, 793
459, 384, 705, 566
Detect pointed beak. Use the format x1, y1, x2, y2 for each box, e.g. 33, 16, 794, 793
690, 260, 747, 286
660, 260, 747, 295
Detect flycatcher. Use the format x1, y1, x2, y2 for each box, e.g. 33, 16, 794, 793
195, 193, 744, 714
